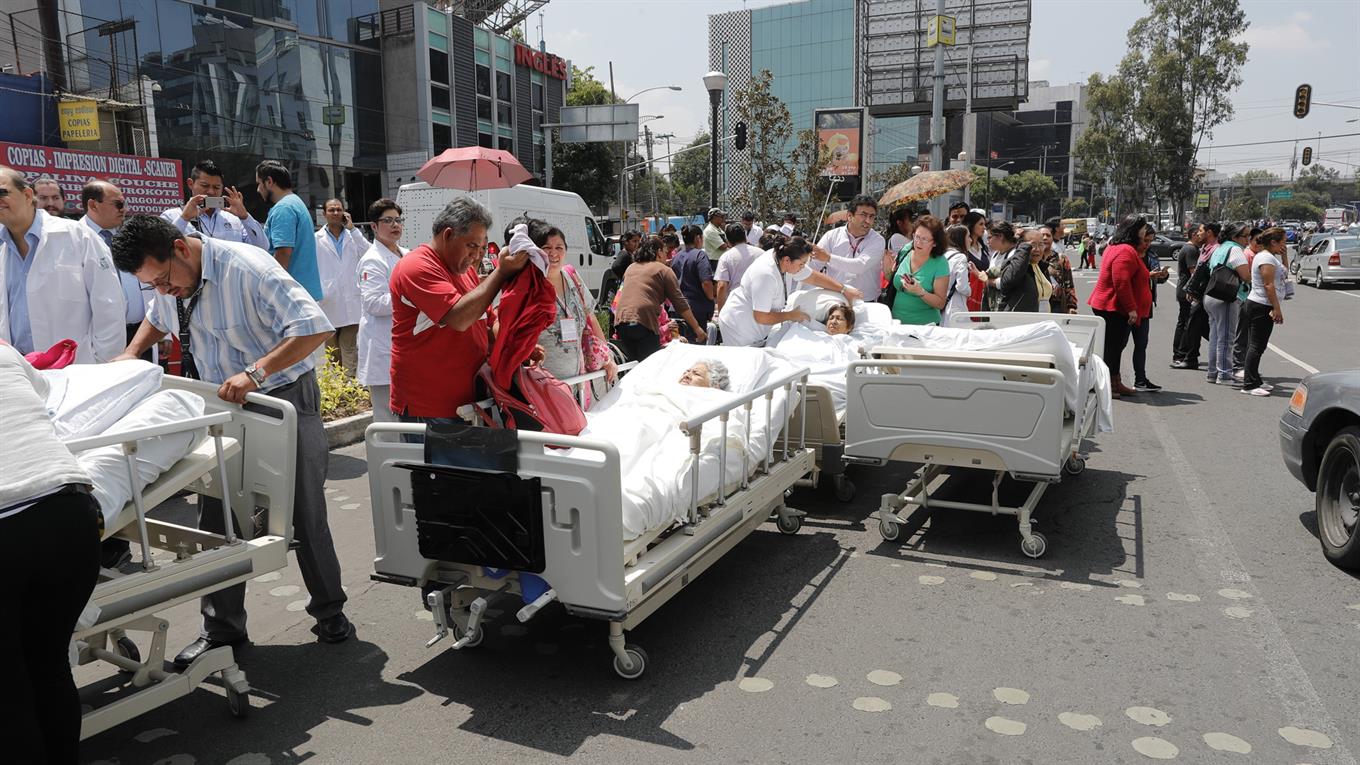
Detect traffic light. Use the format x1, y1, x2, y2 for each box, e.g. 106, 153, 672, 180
1293, 84, 1311, 119
1302, 146, 1313, 166
734, 121, 748, 151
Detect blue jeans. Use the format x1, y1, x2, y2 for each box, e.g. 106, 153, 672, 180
1204, 296, 1238, 379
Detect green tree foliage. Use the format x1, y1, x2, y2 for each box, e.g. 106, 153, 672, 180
998, 170, 1059, 219
551, 66, 619, 211
1273, 198, 1324, 221
1293, 165, 1340, 207
783, 128, 835, 227
730, 70, 795, 222
968, 166, 998, 211
1061, 198, 1090, 218
1223, 192, 1263, 221
1074, 68, 1154, 216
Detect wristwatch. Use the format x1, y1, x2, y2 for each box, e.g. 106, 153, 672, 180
245, 363, 267, 387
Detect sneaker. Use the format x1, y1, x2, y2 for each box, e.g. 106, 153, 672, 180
1169, 360, 1194, 369
1216, 374, 1234, 384
1232, 369, 1245, 381
1206, 374, 1218, 383
1260, 383, 1275, 392
1134, 379, 1162, 392
1241, 387, 1271, 397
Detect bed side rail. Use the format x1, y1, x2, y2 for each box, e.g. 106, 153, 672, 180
843, 359, 1066, 477
946, 311, 1106, 362
869, 346, 1059, 369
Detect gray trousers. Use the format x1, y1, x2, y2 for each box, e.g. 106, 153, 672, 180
199, 370, 346, 641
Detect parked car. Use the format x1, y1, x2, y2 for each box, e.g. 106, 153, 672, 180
1147, 233, 1186, 260
1293, 235, 1360, 287
1280, 370, 1360, 568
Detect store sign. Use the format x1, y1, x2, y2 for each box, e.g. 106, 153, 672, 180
58, 99, 101, 142
0, 141, 183, 215
514, 44, 567, 80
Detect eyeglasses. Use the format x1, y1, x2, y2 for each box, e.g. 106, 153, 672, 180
108, 200, 125, 210
140, 255, 175, 291
377, 216, 405, 225
852, 210, 876, 220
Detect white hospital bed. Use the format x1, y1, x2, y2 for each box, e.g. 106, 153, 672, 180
68, 376, 297, 739
365, 358, 815, 679
844, 312, 1107, 558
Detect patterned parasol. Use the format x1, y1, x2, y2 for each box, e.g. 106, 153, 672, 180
878, 168, 975, 208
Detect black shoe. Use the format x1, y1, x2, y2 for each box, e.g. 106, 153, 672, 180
1134, 379, 1162, 392
173, 636, 248, 670
100, 539, 133, 570
312, 613, 354, 644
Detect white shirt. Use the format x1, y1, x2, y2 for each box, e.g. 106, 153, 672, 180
745, 224, 763, 247
814, 226, 886, 298
315, 226, 366, 328
715, 243, 763, 289
717, 253, 813, 347
0, 210, 126, 363
81, 215, 147, 324
0, 345, 91, 519
1248, 251, 1282, 305
942, 248, 972, 322
160, 206, 269, 249
356, 239, 404, 386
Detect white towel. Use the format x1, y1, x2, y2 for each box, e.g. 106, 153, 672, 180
506, 223, 549, 273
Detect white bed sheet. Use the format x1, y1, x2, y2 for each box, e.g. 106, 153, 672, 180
43, 360, 163, 440
582, 344, 803, 541
767, 323, 873, 416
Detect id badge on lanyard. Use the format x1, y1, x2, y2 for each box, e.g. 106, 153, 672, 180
821, 234, 864, 274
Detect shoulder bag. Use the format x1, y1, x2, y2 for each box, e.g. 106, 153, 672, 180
877, 246, 909, 308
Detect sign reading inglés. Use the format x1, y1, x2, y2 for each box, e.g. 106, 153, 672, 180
0, 141, 182, 215
59, 99, 101, 142
514, 43, 567, 80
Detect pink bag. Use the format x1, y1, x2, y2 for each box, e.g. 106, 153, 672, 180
474, 363, 587, 436
25, 339, 79, 370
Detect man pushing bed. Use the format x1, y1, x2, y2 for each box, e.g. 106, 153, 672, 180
110, 214, 354, 669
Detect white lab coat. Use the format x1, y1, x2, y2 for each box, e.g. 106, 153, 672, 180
0, 210, 126, 363
315, 227, 365, 329
160, 206, 269, 249
356, 239, 403, 386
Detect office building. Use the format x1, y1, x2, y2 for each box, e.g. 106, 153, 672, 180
964, 81, 1092, 201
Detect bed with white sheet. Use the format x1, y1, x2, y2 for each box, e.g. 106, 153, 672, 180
50, 362, 298, 739
365, 344, 816, 679
844, 312, 1111, 558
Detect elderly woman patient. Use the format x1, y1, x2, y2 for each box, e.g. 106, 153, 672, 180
677, 359, 731, 391
822, 303, 856, 336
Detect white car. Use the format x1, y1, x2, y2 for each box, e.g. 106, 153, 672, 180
1294, 235, 1360, 287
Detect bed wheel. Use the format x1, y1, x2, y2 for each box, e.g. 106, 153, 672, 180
1020, 532, 1048, 559
775, 513, 803, 535
225, 682, 251, 718
833, 476, 856, 502
613, 644, 648, 680
878, 518, 901, 542
453, 622, 484, 649
114, 636, 140, 673
1064, 457, 1086, 476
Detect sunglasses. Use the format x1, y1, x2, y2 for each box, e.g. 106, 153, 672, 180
108, 200, 125, 210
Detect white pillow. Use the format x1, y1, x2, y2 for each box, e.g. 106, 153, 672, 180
785, 288, 852, 323
613, 343, 774, 396
43, 360, 163, 440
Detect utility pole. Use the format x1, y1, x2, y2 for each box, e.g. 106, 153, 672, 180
645, 125, 658, 221
928, 0, 946, 217
658, 132, 675, 210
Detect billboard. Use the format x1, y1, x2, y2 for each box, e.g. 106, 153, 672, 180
816, 109, 865, 178
0, 142, 183, 215
558, 104, 640, 143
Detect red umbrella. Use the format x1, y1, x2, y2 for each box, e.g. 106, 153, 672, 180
416, 147, 532, 191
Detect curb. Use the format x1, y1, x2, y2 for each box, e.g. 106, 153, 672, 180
325, 410, 372, 449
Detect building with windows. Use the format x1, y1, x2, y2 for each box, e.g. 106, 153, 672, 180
709, 0, 919, 205
962, 81, 1092, 203
378, 1, 566, 194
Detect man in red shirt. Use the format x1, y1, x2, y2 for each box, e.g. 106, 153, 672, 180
389, 197, 528, 425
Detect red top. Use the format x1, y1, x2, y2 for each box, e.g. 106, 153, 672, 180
489, 264, 556, 389
1086, 243, 1153, 323
389, 244, 496, 418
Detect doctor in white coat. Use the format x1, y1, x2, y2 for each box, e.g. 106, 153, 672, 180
355, 198, 405, 422
0, 168, 125, 363
315, 198, 365, 376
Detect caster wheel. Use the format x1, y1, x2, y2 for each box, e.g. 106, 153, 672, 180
775, 512, 802, 535
879, 518, 901, 542
453, 622, 484, 649
225, 683, 251, 718
114, 636, 140, 673
613, 644, 648, 680
1064, 457, 1086, 476
834, 477, 856, 502
1020, 532, 1048, 559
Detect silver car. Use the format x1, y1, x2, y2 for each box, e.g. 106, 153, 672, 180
1279, 370, 1360, 569
1293, 235, 1360, 287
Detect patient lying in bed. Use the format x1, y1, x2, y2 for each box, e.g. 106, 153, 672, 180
678, 360, 732, 390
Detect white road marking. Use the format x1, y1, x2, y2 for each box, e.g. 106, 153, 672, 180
853, 697, 892, 712
1059, 712, 1103, 731
1143, 406, 1355, 764
926, 692, 960, 708
1127, 706, 1173, 727
1203, 732, 1252, 753
868, 670, 903, 686
993, 687, 1030, 705
738, 677, 773, 693
1268, 344, 1320, 374
1279, 726, 1334, 749
1131, 736, 1180, 759
805, 674, 839, 688
985, 717, 1027, 735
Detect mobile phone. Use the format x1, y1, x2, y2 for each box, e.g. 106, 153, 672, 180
203, 196, 225, 209
902, 274, 916, 285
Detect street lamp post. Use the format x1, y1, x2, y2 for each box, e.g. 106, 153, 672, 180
703, 70, 728, 211
618, 86, 680, 226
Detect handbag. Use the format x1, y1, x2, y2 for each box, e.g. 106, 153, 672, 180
1205, 262, 1242, 302
566, 265, 612, 371
877, 246, 909, 308
474, 363, 587, 436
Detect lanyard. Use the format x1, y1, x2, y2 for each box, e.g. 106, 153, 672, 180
820, 232, 865, 274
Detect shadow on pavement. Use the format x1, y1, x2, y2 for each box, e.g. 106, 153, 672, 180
396, 528, 847, 757
1127, 388, 1205, 407
81, 638, 419, 764
327, 452, 370, 481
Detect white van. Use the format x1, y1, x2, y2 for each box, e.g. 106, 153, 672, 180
395, 182, 612, 293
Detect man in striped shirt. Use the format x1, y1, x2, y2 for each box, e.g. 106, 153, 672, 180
111, 215, 353, 668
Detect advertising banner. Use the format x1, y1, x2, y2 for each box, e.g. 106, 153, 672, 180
0, 142, 183, 215
815, 109, 864, 178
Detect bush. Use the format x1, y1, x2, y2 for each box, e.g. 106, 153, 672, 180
317, 348, 371, 422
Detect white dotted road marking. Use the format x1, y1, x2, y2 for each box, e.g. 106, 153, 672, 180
1059, 581, 1093, 591
1058, 712, 1103, 731
285, 599, 308, 612
805, 674, 839, 688
1217, 588, 1253, 600
868, 670, 902, 686
738, 677, 774, 693
853, 697, 892, 712
1115, 579, 1143, 588
918, 575, 945, 585
133, 728, 177, 743
1278, 726, 1334, 749
1224, 606, 1254, 619
1166, 592, 1201, 602
1116, 594, 1147, 606
1126, 706, 1172, 726
969, 571, 998, 581
269, 585, 300, 597
341, 503, 361, 510
414, 610, 433, 621
993, 687, 1030, 705
1131, 737, 1179, 759
331, 495, 350, 502
985, 717, 1027, 735
251, 572, 281, 583
926, 692, 959, 708
1203, 732, 1252, 753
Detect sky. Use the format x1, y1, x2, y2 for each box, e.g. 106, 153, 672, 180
533, 0, 1360, 182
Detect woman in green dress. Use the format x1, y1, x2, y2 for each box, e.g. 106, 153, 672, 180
888, 214, 951, 325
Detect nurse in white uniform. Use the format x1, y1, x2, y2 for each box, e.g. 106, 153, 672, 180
356, 199, 406, 422
718, 237, 862, 347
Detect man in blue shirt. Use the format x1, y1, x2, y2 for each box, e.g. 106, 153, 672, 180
256, 160, 323, 301
111, 215, 352, 667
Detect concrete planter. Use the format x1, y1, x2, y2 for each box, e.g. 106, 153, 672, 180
324, 410, 372, 449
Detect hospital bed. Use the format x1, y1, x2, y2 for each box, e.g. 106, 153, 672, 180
365, 349, 815, 679
66, 375, 296, 739
844, 312, 1107, 558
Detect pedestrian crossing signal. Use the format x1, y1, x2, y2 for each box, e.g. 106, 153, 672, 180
1293, 84, 1311, 119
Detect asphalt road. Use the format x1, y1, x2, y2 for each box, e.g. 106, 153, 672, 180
82, 254, 1360, 765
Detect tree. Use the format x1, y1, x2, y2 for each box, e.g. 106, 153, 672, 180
1273, 198, 1324, 222
1223, 192, 1263, 221
668, 133, 712, 217
730, 70, 795, 223
1293, 165, 1340, 207
782, 128, 834, 227
999, 170, 1059, 219
1061, 197, 1089, 218
1074, 68, 1155, 217
551, 66, 619, 211
968, 165, 997, 211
